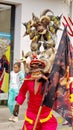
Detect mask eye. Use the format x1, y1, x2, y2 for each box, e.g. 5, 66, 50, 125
43, 41, 55, 50
43, 43, 49, 50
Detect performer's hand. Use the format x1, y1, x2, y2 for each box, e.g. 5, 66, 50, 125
13, 104, 19, 116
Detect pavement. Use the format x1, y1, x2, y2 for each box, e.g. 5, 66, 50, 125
0, 99, 72, 130
0, 99, 27, 130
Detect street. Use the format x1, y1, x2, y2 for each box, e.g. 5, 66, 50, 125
0, 99, 72, 130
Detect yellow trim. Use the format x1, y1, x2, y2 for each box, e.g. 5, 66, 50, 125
24, 111, 52, 124
40, 111, 52, 123
70, 93, 73, 103
25, 114, 33, 124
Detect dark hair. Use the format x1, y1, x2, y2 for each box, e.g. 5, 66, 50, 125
14, 62, 21, 68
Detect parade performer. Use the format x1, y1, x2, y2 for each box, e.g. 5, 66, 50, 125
8, 62, 24, 122
13, 9, 73, 129
13, 9, 62, 129
13, 54, 57, 130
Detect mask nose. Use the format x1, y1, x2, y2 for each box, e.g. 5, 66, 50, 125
40, 43, 44, 52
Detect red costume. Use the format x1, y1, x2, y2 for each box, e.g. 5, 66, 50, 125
16, 75, 57, 130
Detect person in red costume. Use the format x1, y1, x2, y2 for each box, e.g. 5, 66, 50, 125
13, 56, 57, 130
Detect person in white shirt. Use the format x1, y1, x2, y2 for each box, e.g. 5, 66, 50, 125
8, 62, 24, 122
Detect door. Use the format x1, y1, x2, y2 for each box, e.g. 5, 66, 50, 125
0, 3, 15, 101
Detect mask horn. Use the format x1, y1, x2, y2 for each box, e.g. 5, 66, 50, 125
40, 9, 54, 17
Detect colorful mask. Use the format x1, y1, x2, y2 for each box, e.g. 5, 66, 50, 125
22, 9, 62, 75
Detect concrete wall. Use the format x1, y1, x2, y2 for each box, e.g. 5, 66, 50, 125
0, 0, 73, 62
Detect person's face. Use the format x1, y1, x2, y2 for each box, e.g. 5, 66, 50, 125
13, 64, 20, 73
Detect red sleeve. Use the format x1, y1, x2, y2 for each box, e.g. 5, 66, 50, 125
16, 75, 30, 105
